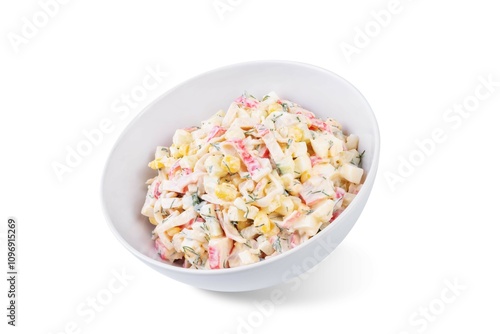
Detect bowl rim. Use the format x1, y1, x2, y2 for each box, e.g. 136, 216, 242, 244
101, 59, 380, 275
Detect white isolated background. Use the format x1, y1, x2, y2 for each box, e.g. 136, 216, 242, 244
1, 0, 499, 333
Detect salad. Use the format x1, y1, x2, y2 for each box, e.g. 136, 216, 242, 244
141, 92, 365, 269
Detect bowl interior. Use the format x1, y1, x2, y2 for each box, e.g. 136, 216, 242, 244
102, 61, 379, 268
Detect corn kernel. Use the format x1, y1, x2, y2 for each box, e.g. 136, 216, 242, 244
167, 227, 181, 236
214, 183, 238, 201
221, 155, 241, 174
148, 158, 165, 170
172, 129, 193, 146
237, 221, 252, 231
264, 197, 281, 213
253, 210, 269, 226
289, 126, 303, 142
268, 103, 282, 113
301, 170, 311, 183
149, 216, 158, 225
260, 221, 275, 235
178, 144, 190, 157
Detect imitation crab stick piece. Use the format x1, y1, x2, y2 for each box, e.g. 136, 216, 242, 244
215, 205, 246, 244
206, 125, 227, 142
299, 176, 335, 206
231, 139, 271, 181
256, 124, 285, 162
154, 208, 197, 234
208, 237, 233, 269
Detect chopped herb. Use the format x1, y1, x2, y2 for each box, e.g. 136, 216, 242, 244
244, 207, 250, 219
183, 246, 201, 265
192, 193, 201, 206
358, 150, 366, 165
244, 129, 255, 135
310, 190, 332, 197
210, 142, 221, 151
286, 138, 293, 149
222, 160, 235, 174
272, 113, 284, 122
273, 237, 282, 253
305, 209, 314, 215
281, 103, 290, 112
246, 194, 260, 204
262, 95, 270, 101
162, 215, 173, 224
296, 116, 301, 122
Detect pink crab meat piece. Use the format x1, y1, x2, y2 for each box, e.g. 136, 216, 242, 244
299, 176, 334, 206
289, 232, 301, 249
168, 159, 181, 179
280, 210, 303, 229
153, 180, 161, 199
235, 95, 259, 108
215, 205, 246, 244
161, 172, 202, 193
154, 238, 168, 261
335, 187, 346, 199
208, 237, 233, 269
208, 246, 220, 269
292, 107, 332, 134
310, 155, 325, 167
206, 125, 226, 142
330, 208, 345, 222
256, 124, 284, 162
181, 218, 195, 229
309, 119, 331, 133
231, 139, 262, 176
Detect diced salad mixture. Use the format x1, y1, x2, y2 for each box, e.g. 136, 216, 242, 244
141, 92, 365, 269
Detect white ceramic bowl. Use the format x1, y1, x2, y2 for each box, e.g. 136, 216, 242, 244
101, 61, 380, 292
